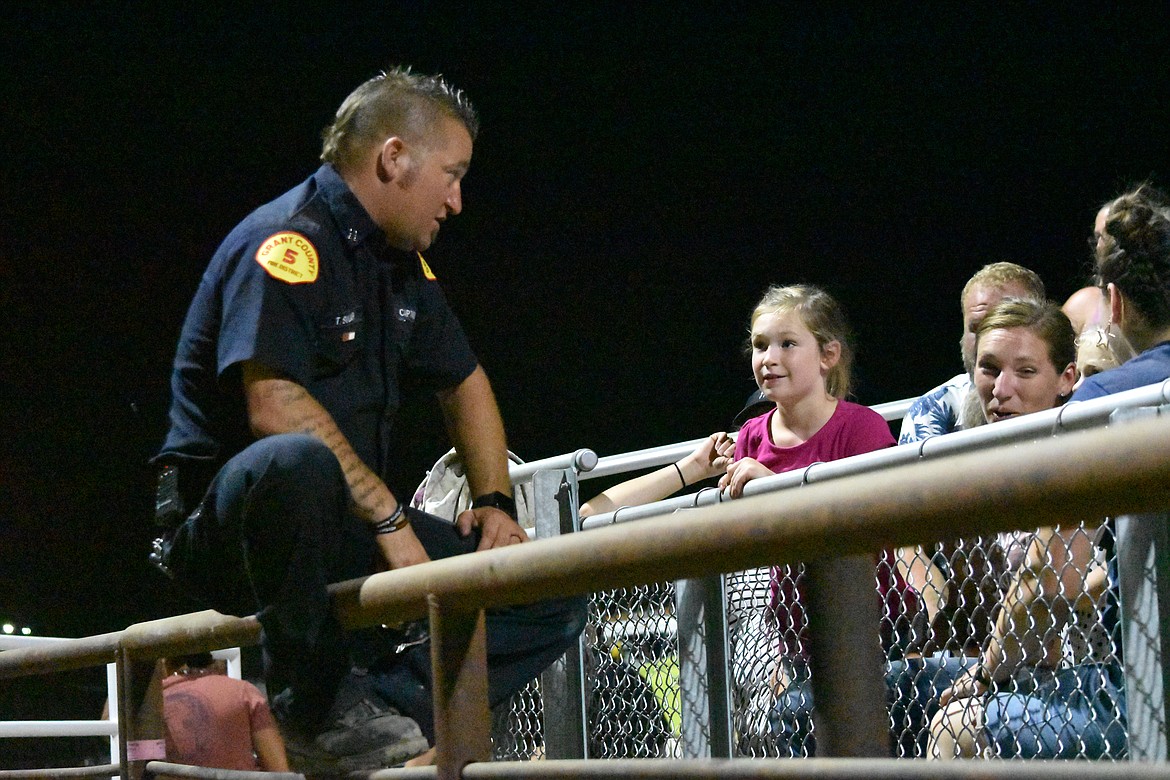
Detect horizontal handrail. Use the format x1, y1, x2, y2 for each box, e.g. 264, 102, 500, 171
581, 397, 915, 482
0, 765, 119, 779
368, 754, 1170, 779
0, 637, 76, 649
454, 757, 1170, 778
0, 721, 118, 738
0, 615, 259, 680
116, 611, 260, 659
144, 762, 304, 780
508, 448, 598, 482
583, 436, 718, 482
3, 413, 1167, 674
0, 632, 126, 680
581, 379, 1170, 529
871, 397, 915, 422
327, 413, 1170, 630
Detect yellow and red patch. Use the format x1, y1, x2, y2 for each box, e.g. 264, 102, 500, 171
418, 252, 437, 281
255, 232, 319, 284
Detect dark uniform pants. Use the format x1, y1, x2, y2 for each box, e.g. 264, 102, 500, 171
163, 433, 587, 739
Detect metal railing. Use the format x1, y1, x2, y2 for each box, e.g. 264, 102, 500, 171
0, 637, 241, 761
339, 407, 1170, 776
3, 388, 1170, 778
582, 381, 1170, 529
577, 396, 912, 483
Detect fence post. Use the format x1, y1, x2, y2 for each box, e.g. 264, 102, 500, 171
115, 649, 166, 780
106, 662, 120, 770
805, 554, 889, 757
429, 595, 491, 780
534, 469, 588, 759
676, 574, 733, 758
1115, 512, 1170, 761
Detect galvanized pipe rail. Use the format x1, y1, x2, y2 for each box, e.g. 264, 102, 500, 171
333, 414, 1170, 776
581, 399, 914, 482
328, 412, 1170, 626
0, 721, 118, 738
382, 757, 1170, 779
583, 379, 1170, 529
0, 766, 119, 780
143, 762, 303, 780
506, 448, 598, 483
3, 412, 1170, 777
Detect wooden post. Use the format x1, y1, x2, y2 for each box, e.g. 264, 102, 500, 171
430, 595, 491, 779
805, 555, 889, 757
115, 649, 167, 780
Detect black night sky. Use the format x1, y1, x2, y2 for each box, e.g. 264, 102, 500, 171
2, 3, 1168, 757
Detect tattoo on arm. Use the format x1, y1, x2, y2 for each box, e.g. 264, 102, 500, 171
249, 374, 392, 521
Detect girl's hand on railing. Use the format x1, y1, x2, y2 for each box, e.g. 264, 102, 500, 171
719, 457, 775, 499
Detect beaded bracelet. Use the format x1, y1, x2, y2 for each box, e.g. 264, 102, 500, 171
373, 503, 410, 535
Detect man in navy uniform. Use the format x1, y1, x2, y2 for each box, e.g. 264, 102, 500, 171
154, 68, 585, 771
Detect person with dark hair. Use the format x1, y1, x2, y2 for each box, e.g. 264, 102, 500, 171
930, 185, 1170, 759
152, 68, 586, 772
162, 653, 290, 772
1075, 184, 1170, 400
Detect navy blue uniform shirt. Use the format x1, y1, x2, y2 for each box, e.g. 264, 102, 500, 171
158, 164, 478, 487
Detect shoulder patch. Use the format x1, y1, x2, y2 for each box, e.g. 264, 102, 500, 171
255, 232, 319, 284
418, 252, 437, 281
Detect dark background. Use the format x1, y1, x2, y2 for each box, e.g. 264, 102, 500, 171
2, 3, 1167, 765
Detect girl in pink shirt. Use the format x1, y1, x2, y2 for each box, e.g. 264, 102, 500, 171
719, 284, 917, 755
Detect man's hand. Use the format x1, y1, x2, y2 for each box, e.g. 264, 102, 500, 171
456, 506, 528, 551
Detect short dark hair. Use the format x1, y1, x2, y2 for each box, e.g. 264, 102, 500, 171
321, 67, 479, 173
1097, 184, 1170, 329
169, 652, 215, 669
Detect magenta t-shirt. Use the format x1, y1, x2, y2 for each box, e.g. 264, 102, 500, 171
733, 399, 894, 469
734, 400, 914, 659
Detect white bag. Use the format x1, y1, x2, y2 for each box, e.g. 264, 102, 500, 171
410, 448, 535, 529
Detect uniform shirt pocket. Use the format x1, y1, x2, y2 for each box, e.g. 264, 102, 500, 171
312, 309, 363, 377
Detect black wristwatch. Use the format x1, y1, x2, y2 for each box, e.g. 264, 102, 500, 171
471, 491, 518, 521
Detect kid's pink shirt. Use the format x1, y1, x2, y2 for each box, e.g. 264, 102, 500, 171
734, 400, 915, 659
733, 399, 894, 468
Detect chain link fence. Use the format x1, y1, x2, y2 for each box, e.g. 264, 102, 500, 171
491, 516, 1160, 762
